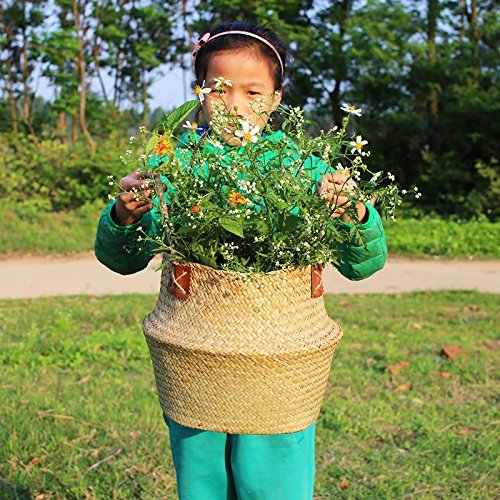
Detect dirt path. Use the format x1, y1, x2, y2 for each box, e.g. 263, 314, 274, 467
1, 253, 498, 300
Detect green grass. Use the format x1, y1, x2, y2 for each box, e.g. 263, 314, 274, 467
1, 201, 499, 259
0, 201, 101, 257
0, 292, 498, 498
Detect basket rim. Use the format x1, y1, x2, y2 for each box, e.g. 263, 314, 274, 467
164, 257, 315, 278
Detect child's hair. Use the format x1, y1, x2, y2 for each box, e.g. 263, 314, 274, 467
193, 21, 288, 91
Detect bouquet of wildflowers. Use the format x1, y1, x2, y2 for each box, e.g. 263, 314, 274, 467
117, 79, 415, 274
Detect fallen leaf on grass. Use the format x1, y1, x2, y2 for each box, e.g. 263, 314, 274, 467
28, 456, 49, 467
457, 427, 476, 435
338, 300, 351, 307
440, 372, 452, 378
410, 322, 424, 330
484, 340, 500, 351
77, 375, 91, 384
387, 361, 409, 376
340, 477, 349, 490
440, 345, 463, 360
396, 383, 413, 391
34, 493, 50, 500
463, 305, 479, 311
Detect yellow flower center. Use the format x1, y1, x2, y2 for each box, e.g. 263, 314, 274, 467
243, 132, 252, 142
191, 122, 198, 130
349, 105, 356, 111
194, 86, 201, 95
356, 143, 362, 150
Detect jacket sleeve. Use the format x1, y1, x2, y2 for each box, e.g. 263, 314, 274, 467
94, 200, 163, 275
335, 202, 388, 281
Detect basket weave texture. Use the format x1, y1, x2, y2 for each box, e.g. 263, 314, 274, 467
142, 260, 343, 434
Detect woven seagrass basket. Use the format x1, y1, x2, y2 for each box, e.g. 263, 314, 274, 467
142, 259, 343, 434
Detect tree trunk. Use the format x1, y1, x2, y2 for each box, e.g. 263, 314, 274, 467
427, 0, 439, 120
470, 0, 479, 59
72, 110, 78, 145
59, 111, 66, 139
73, 0, 96, 151
4, 60, 19, 133
92, 43, 109, 104
22, 29, 37, 138
460, 0, 466, 41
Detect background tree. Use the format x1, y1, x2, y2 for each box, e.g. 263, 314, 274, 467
0, 0, 497, 219
0, 0, 47, 136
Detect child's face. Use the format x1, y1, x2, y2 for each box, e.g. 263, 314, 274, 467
202, 48, 282, 145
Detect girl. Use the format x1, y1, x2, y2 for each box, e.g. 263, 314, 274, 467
95, 21, 387, 500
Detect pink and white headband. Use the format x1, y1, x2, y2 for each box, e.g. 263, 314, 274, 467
192, 30, 284, 76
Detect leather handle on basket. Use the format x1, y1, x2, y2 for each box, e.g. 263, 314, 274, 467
311, 263, 324, 298
167, 263, 192, 300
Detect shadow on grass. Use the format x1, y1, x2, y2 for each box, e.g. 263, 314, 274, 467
0, 477, 33, 500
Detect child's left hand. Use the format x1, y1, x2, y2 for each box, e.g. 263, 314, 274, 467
316, 173, 368, 223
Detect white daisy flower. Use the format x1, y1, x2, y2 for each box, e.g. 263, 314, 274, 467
183, 121, 199, 132
194, 80, 212, 104
214, 77, 233, 89
341, 103, 362, 116
349, 135, 368, 154
234, 120, 260, 147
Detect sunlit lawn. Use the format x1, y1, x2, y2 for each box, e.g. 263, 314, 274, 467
0, 291, 498, 498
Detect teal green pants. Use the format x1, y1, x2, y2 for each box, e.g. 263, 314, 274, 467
164, 415, 316, 500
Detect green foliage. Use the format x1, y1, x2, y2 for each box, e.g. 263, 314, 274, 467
1, 0, 498, 219
133, 99, 403, 273
0, 133, 129, 210
0, 292, 497, 497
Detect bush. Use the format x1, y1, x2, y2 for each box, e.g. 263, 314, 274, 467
384, 217, 500, 258
0, 133, 130, 210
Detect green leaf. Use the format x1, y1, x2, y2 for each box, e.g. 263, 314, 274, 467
284, 215, 300, 233
146, 135, 159, 155
220, 217, 244, 237
198, 254, 217, 268
255, 219, 269, 235
165, 100, 199, 131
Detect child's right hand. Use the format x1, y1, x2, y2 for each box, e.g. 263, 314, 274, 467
112, 169, 157, 226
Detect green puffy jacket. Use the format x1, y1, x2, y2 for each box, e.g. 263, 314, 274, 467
95, 129, 387, 280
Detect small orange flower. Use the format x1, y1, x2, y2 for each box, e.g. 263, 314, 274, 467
192, 205, 201, 213
228, 192, 249, 205
155, 138, 173, 156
